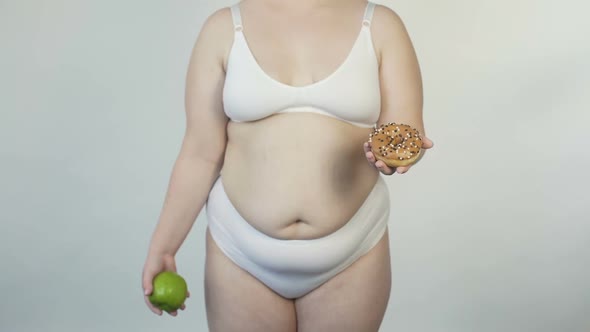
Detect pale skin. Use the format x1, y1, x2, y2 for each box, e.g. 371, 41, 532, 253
142, 0, 433, 330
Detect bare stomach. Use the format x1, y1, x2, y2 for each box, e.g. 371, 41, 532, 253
219, 112, 381, 240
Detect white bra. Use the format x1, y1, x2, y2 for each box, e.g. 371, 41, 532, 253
222, 2, 381, 128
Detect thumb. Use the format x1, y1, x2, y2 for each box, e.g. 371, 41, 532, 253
163, 255, 177, 272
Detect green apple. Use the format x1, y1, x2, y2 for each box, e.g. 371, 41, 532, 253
148, 271, 188, 313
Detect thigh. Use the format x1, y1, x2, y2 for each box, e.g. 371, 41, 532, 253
295, 230, 392, 332
204, 229, 297, 332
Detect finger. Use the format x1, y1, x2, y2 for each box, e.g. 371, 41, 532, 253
422, 136, 434, 149
187, 290, 191, 298
364, 143, 376, 164
142, 271, 154, 296
375, 160, 395, 175
180, 304, 186, 310
168, 310, 178, 317
396, 166, 410, 174
365, 151, 376, 164
144, 296, 163, 316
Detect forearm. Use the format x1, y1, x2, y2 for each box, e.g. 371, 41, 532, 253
148, 154, 222, 256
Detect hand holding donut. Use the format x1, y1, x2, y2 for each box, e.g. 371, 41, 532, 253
363, 122, 434, 175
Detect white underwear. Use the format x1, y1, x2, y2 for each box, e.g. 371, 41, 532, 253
205, 175, 390, 299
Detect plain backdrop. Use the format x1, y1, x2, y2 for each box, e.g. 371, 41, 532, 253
1, 0, 589, 331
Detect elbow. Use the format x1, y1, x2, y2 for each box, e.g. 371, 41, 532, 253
179, 139, 227, 170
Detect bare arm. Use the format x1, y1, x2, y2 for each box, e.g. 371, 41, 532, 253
374, 5, 425, 133
148, 8, 232, 256
364, 5, 434, 175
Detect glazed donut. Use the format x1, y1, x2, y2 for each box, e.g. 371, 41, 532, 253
368, 122, 423, 168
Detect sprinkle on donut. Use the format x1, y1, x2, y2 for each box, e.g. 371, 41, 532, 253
368, 123, 423, 167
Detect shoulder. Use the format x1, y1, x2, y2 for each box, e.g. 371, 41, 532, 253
200, 6, 234, 37
191, 6, 235, 68
371, 4, 409, 42
370, 4, 414, 63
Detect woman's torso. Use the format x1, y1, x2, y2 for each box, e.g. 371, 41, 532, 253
218, 0, 383, 240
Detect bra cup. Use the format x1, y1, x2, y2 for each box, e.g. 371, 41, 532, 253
223, 45, 298, 121
301, 39, 381, 125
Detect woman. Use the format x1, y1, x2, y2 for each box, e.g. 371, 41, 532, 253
142, 0, 433, 330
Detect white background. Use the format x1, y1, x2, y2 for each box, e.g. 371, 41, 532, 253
1, 0, 589, 331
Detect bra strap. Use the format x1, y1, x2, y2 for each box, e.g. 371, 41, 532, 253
362, 2, 376, 26
230, 4, 243, 31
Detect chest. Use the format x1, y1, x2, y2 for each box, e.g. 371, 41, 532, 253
239, 19, 366, 88
221, 4, 382, 127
